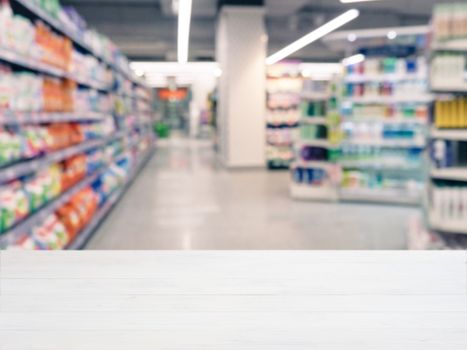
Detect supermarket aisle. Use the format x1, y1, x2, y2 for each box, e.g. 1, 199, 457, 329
87, 137, 418, 249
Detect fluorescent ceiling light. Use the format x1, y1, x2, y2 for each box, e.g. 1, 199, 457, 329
342, 53, 365, 66
266, 9, 360, 65
130, 62, 219, 74
177, 0, 192, 64
340, 0, 381, 3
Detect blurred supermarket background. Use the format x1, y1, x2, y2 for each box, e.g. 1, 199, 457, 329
1, 0, 467, 250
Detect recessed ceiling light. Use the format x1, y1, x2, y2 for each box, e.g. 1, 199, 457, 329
266, 9, 360, 65
347, 33, 357, 42
134, 70, 144, 77
387, 30, 397, 40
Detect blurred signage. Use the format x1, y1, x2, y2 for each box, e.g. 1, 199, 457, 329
158, 88, 188, 101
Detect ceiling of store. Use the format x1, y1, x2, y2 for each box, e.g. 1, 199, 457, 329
61, 0, 452, 62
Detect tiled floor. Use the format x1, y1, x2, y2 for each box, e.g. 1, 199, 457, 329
87, 137, 419, 250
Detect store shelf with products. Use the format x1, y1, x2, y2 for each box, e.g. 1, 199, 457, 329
0, 111, 108, 125
0, 0, 154, 250
0, 132, 154, 250
66, 147, 153, 250
424, 3, 467, 239
290, 77, 341, 201
339, 44, 430, 205
266, 63, 302, 170
0, 130, 121, 184
9, 0, 141, 84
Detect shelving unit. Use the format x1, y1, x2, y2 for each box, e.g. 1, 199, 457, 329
0, 0, 154, 250
424, 3, 467, 239
290, 77, 341, 201
338, 39, 430, 205
266, 63, 301, 170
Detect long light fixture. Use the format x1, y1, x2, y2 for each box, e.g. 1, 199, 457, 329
342, 53, 365, 66
177, 0, 192, 64
340, 0, 381, 3
266, 9, 359, 65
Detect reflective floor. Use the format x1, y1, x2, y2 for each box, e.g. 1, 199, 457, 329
87, 137, 418, 249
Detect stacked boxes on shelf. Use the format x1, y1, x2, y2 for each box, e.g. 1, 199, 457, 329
340, 49, 430, 204
266, 63, 301, 169
427, 3, 467, 241
290, 78, 341, 201
0, 0, 154, 250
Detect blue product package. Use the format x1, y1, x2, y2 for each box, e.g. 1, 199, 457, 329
302, 167, 309, 184
406, 58, 417, 74
307, 168, 314, 185
294, 167, 303, 183
445, 141, 454, 168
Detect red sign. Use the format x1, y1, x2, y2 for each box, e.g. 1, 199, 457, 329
158, 88, 188, 101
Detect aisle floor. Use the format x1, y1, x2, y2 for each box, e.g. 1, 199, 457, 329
87, 138, 418, 249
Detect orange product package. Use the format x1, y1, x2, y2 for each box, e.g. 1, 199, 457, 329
69, 123, 84, 145
61, 154, 87, 190
56, 203, 81, 240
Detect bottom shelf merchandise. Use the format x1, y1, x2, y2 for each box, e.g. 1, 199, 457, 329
9, 147, 153, 250
340, 168, 423, 204
428, 180, 467, 234
290, 164, 339, 201
267, 145, 294, 169
0, 139, 124, 236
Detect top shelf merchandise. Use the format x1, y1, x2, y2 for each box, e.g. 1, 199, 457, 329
0, 0, 154, 250
340, 46, 430, 205
266, 63, 302, 170
427, 3, 467, 241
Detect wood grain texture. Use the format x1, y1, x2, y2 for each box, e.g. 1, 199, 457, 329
1, 251, 466, 349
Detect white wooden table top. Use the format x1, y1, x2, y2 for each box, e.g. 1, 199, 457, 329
1, 251, 466, 349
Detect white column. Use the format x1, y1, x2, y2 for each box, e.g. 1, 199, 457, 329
216, 6, 266, 168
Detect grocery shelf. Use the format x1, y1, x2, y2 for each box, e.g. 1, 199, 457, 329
0, 46, 112, 91
267, 141, 294, 147
300, 117, 328, 125
267, 122, 299, 128
301, 92, 330, 101
296, 140, 335, 148
12, 0, 142, 85
292, 160, 335, 169
0, 46, 63, 77
429, 218, 467, 235
345, 73, 426, 83
340, 188, 421, 205
430, 167, 467, 182
66, 148, 154, 250
0, 111, 108, 125
290, 183, 338, 201
431, 38, 467, 52
430, 83, 467, 94
341, 139, 426, 148
341, 117, 428, 125
0, 166, 104, 248
431, 128, 467, 141
0, 132, 124, 184
343, 95, 433, 104
339, 160, 420, 170
71, 75, 111, 92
